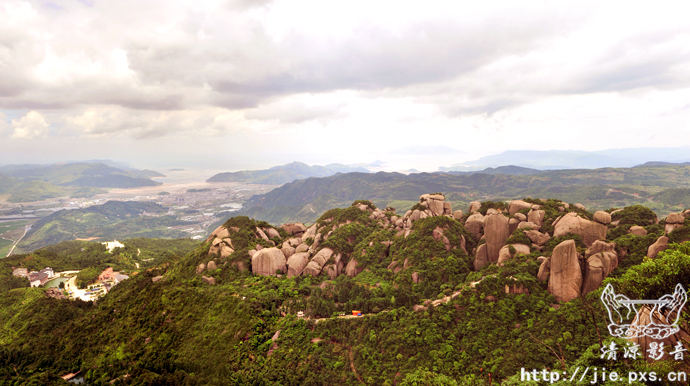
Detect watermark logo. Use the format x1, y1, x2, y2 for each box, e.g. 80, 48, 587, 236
601, 283, 687, 340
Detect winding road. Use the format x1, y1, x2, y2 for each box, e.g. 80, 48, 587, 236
6, 225, 31, 257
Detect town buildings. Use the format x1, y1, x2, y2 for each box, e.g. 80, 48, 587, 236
28, 267, 54, 287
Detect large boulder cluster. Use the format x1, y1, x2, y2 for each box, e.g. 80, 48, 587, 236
202, 195, 688, 306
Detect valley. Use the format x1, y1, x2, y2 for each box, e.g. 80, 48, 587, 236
0, 174, 277, 255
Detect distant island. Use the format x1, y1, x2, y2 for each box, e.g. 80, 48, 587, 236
0, 162, 165, 203
207, 161, 370, 185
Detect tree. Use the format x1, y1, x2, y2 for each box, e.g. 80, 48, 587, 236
400, 369, 459, 386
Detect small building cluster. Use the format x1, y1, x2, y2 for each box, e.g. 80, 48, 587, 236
98, 267, 129, 285
16, 267, 55, 287
98, 267, 130, 294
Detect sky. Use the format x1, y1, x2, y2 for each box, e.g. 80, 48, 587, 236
2, 0, 690, 171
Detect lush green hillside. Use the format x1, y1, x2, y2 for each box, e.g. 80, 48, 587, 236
7, 180, 67, 202
0, 198, 686, 385
229, 165, 690, 224
207, 161, 370, 184
16, 201, 190, 253
0, 173, 21, 194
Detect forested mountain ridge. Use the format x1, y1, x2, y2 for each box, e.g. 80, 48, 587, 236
1, 194, 688, 385
232, 164, 690, 224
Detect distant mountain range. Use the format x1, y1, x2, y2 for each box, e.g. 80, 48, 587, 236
228, 163, 690, 224
0, 162, 164, 202
440, 147, 690, 170
207, 161, 370, 184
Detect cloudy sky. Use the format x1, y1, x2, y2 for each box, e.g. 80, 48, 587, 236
2, 0, 690, 171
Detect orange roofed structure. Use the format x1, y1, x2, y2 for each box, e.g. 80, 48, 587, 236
99, 267, 115, 281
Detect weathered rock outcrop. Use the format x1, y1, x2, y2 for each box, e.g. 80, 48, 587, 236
647, 236, 669, 259
281, 223, 307, 236
582, 254, 606, 295
201, 276, 216, 285
593, 211, 612, 225
323, 253, 343, 280
508, 200, 532, 215
473, 244, 488, 271
483, 213, 510, 263
196, 263, 206, 274
345, 259, 363, 277
629, 226, 647, 236
628, 305, 690, 362
553, 212, 606, 247
517, 221, 541, 231
582, 241, 618, 295
205, 225, 233, 243
537, 257, 550, 282
411, 272, 420, 283
527, 209, 545, 226
209, 237, 234, 258
284, 237, 301, 248
251, 248, 287, 276
453, 210, 463, 221
465, 213, 484, 239
255, 227, 269, 241
508, 218, 520, 234
548, 240, 582, 303
266, 228, 280, 239
468, 201, 481, 213
286, 252, 310, 277
585, 240, 616, 258
302, 248, 334, 277
281, 245, 295, 259
497, 244, 530, 266
665, 213, 685, 233
526, 230, 550, 246
207, 260, 217, 270
303, 224, 317, 240
443, 202, 452, 216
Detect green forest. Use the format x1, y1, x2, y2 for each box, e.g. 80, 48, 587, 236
232, 165, 690, 224
0, 197, 688, 385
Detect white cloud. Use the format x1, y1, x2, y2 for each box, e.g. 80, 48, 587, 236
11, 111, 49, 139
2, 0, 690, 168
